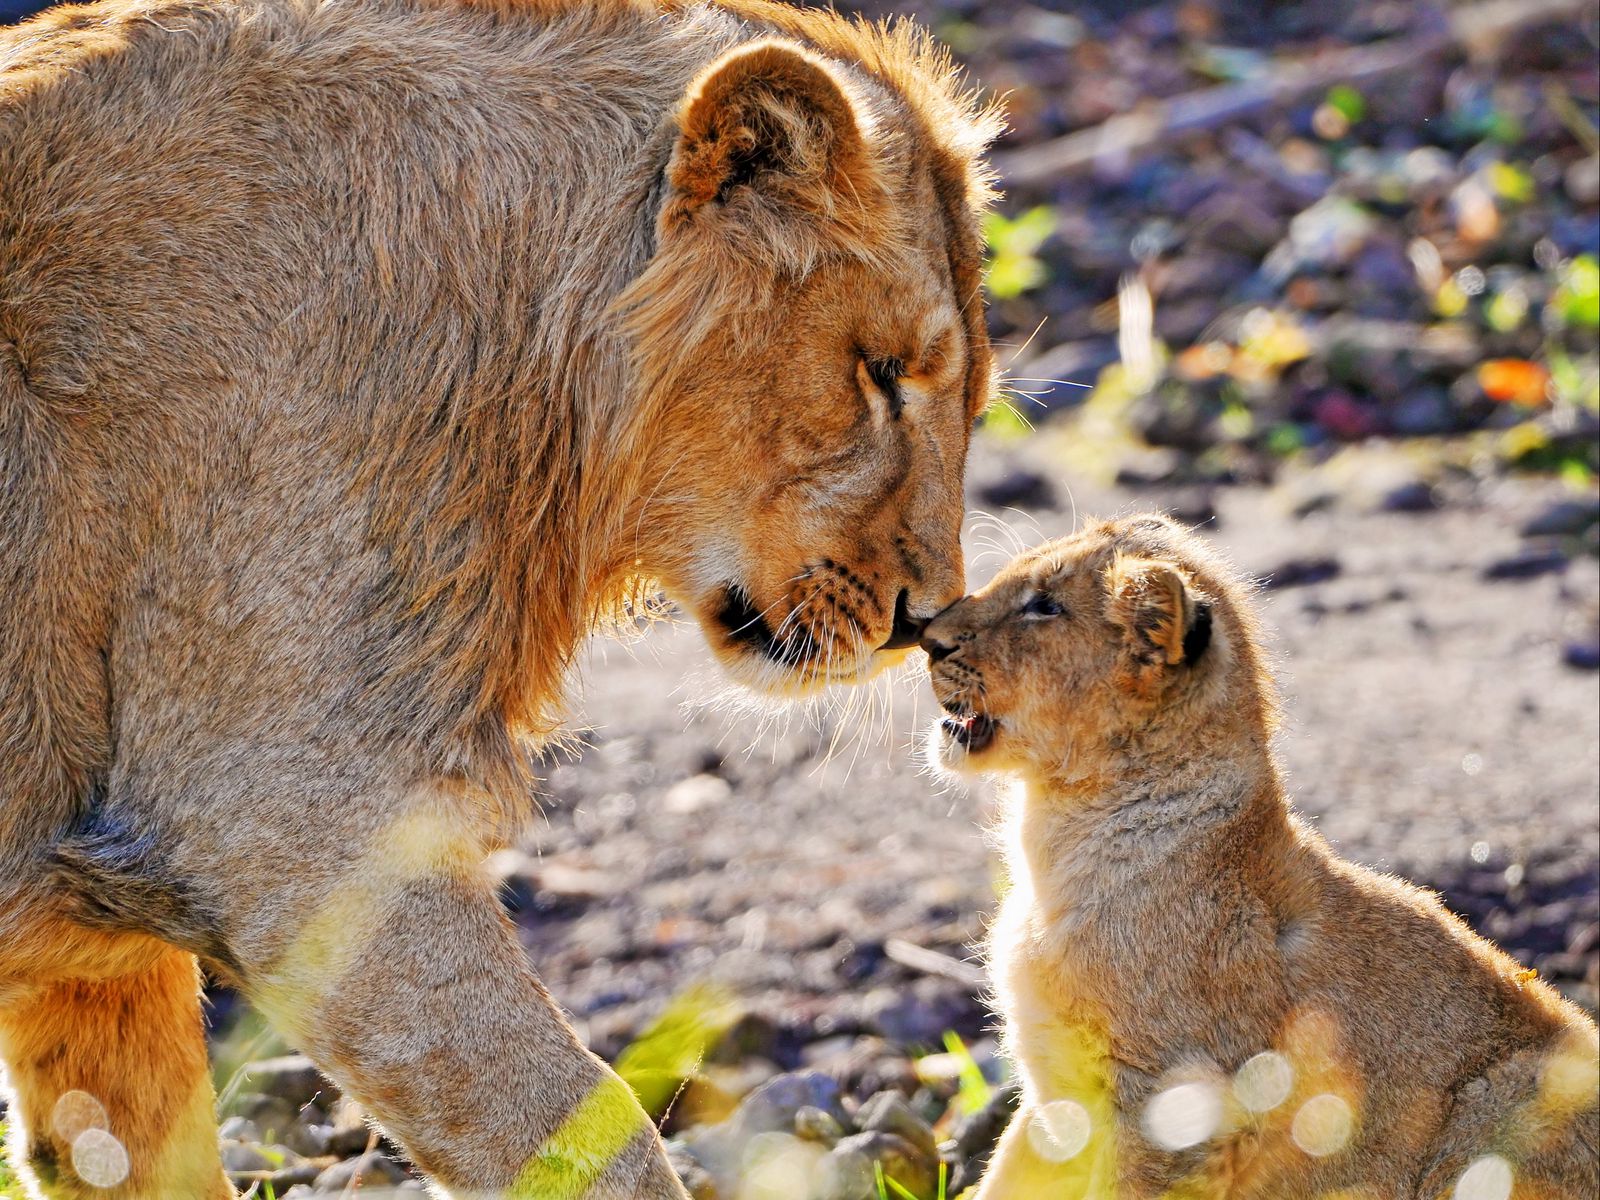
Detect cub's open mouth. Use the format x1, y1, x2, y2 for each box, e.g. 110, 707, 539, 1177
940, 703, 997, 753
715, 583, 820, 667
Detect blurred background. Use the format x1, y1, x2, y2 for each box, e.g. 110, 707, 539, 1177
2, 1, 1596, 1197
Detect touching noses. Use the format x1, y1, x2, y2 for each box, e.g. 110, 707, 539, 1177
879, 565, 965, 651
919, 608, 963, 662
879, 589, 926, 650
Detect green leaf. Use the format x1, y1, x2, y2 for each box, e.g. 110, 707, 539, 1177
942, 1030, 994, 1116
1555, 255, 1600, 329
1325, 84, 1367, 124
1485, 287, 1529, 333
1488, 161, 1534, 205
978, 399, 1034, 440
613, 984, 740, 1118
1266, 423, 1306, 457
983, 207, 1056, 299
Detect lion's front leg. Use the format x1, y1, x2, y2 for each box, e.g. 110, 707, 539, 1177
229, 826, 688, 1200
54, 782, 686, 1199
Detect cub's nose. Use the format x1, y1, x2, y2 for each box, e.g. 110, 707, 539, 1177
920, 631, 958, 662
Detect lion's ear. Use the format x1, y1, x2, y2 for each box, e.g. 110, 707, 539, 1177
1106, 555, 1211, 696
666, 39, 882, 230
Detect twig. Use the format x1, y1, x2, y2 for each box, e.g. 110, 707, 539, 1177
994, 0, 1588, 187
885, 937, 987, 990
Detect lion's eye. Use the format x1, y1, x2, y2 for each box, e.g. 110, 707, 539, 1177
1021, 593, 1064, 619
864, 357, 905, 419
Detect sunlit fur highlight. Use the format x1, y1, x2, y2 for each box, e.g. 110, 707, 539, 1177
0, 0, 998, 1195
924, 515, 1599, 1198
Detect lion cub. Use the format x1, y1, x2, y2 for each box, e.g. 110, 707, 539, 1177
922, 514, 1598, 1198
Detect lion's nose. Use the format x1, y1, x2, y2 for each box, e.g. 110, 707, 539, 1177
878, 589, 926, 650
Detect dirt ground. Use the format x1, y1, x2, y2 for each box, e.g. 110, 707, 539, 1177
507, 435, 1600, 1064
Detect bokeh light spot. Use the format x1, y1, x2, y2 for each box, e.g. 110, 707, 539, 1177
1454, 1155, 1514, 1200
1538, 1030, 1600, 1114
1233, 1051, 1294, 1113
742, 1132, 825, 1200
1026, 1100, 1092, 1162
71, 1128, 129, 1189
1290, 1093, 1353, 1156
51, 1091, 108, 1143
1142, 1081, 1222, 1151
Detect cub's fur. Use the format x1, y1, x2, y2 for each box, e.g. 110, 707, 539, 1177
923, 515, 1598, 1198
0, 1, 999, 1196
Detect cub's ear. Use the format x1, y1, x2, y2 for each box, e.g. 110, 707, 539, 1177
1106, 555, 1212, 696
665, 39, 883, 233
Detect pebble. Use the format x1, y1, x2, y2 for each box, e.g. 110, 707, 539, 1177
1482, 546, 1568, 581
242, 1055, 329, 1109
663, 773, 733, 815
1261, 557, 1342, 590
219, 1140, 279, 1174
1381, 480, 1441, 513
666, 1139, 720, 1200
943, 1083, 1021, 1194
226, 1092, 296, 1136
282, 1121, 334, 1158
794, 1105, 845, 1145
311, 1151, 409, 1192
731, 1071, 848, 1138
853, 1092, 938, 1162
861, 978, 973, 1047
1520, 498, 1600, 539
217, 1116, 259, 1143
1563, 640, 1600, 671
975, 468, 1057, 510
813, 1132, 936, 1200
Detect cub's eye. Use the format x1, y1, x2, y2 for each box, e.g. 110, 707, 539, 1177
1021, 593, 1064, 619
863, 356, 905, 418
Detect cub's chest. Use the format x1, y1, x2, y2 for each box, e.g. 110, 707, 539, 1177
991, 895, 1119, 1096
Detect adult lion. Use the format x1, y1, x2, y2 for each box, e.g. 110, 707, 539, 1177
0, 0, 998, 1195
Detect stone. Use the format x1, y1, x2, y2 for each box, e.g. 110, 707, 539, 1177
1563, 640, 1600, 671
1380, 480, 1440, 513
663, 773, 733, 815
1482, 546, 1568, 581
225, 1091, 294, 1134
811, 1132, 936, 1200
732, 1071, 848, 1138
975, 469, 1056, 511
1260, 557, 1341, 590
264, 1163, 322, 1191
793, 1105, 845, 1145
852, 1092, 937, 1162
282, 1121, 333, 1158
1521, 498, 1600, 539
216, 1116, 259, 1143
243, 1055, 330, 1110
220, 1140, 277, 1174
666, 1139, 721, 1200
861, 978, 973, 1047
324, 1098, 375, 1157
312, 1151, 408, 1192
944, 1083, 1021, 1195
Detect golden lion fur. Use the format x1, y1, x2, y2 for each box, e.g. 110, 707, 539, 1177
924, 515, 1598, 1198
0, 1, 998, 1195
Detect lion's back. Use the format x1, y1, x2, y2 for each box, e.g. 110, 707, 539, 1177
0, 0, 713, 876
